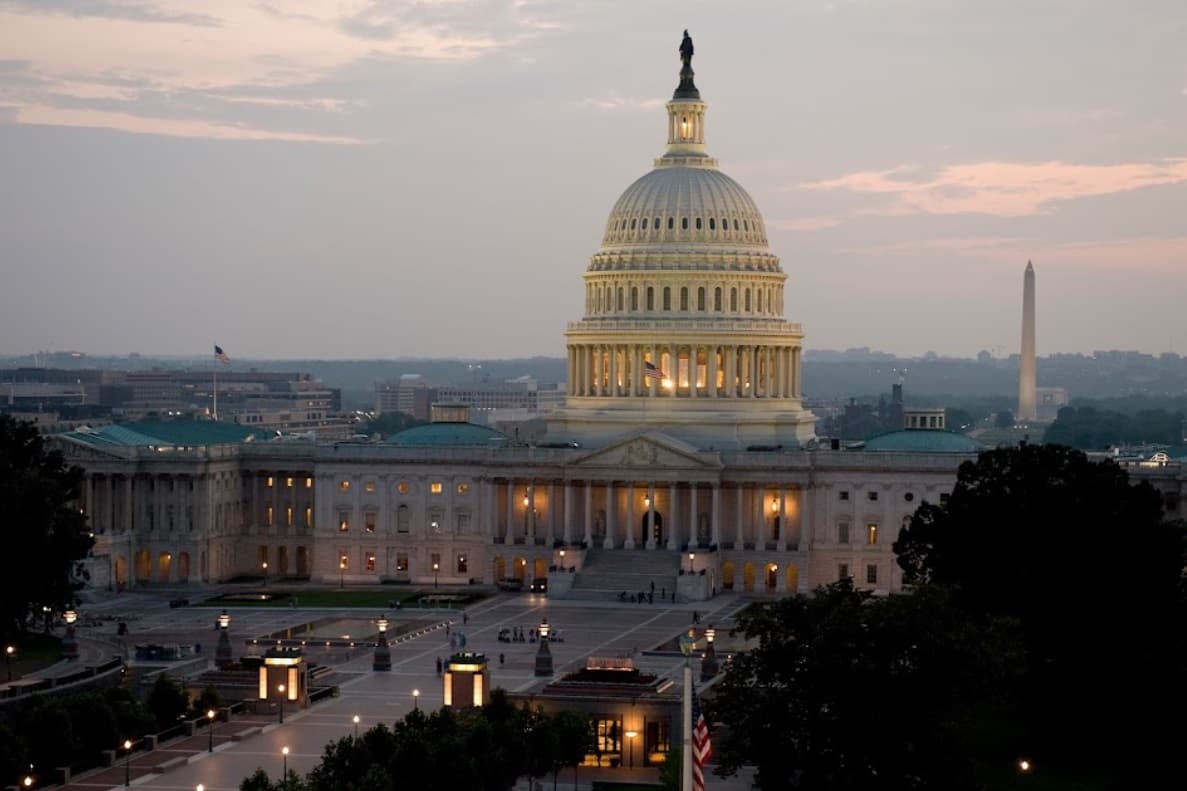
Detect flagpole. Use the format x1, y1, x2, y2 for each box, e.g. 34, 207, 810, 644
213, 364, 218, 421
679, 632, 694, 791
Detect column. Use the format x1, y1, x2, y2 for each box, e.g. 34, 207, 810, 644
624, 482, 636, 549
548, 481, 556, 543
708, 345, 718, 398
505, 479, 514, 542
668, 343, 676, 397
648, 344, 658, 397
735, 485, 745, 547
711, 484, 721, 546
123, 475, 133, 535
688, 484, 698, 547
778, 484, 787, 551
592, 346, 600, 396
725, 346, 735, 398
584, 481, 594, 546
604, 481, 616, 549
646, 482, 657, 549
563, 482, 574, 544
667, 482, 679, 550
609, 344, 618, 397
754, 484, 765, 547
749, 346, 759, 398
633, 345, 642, 396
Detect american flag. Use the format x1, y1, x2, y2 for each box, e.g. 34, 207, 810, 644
644, 361, 665, 380
692, 690, 712, 791
214, 345, 231, 365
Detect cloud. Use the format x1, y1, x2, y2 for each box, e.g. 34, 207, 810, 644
769, 216, 843, 232
0, 0, 221, 26
15, 103, 372, 144
802, 159, 1187, 217
577, 95, 666, 112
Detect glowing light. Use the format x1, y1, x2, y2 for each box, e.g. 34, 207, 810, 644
1019, 759, 1032, 773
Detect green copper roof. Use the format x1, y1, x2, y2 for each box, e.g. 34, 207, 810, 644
63, 420, 269, 448
386, 422, 508, 447
862, 430, 982, 453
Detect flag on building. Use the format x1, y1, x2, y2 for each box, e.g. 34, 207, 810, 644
644, 361, 665, 380
692, 689, 712, 791
214, 345, 231, 365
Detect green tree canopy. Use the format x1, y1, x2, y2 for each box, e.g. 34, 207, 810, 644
0, 416, 93, 638
710, 581, 1022, 791
894, 444, 1187, 779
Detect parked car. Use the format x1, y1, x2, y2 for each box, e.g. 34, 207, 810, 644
529, 578, 548, 593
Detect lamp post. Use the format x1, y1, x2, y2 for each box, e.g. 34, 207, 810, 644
5, 644, 14, 681
687, 552, 695, 573
216, 610, 232, 669
282, 746, 289, 777
678, 630, 695, 791
206, 709, 216, 752
23, 775, 33, 789
433, 562, 439, 589
412, 689, 420, 711
277, 684, 285, 724
523, 494, 530, 538
373, 614, 391, 671
261, 561, 268, 588
62, 608, 79, 661
700, 624, 719, 681
352, 714, 360, 738
559, 548, 566, 571
534, 617, 553, 677
625, 730, 637, 769
123, 739, 133, 787
339, 558, 346, 589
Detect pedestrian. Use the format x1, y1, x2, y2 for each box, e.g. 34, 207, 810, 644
692, 610, 699, 624
463, 612, 469, 625
650, 580, 655, 594
435, 656, 442, 675
661, 586, 666, 599
446, 623, 451, 638
499, 653, 505, 666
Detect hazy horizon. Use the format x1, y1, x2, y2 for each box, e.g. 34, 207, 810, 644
2, 1, 1185, 359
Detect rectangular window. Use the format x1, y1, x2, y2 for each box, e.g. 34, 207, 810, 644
397, 507, 411, 533
457, 554, 468, 574
838, 523, 850, 544
456, 482, 470, 495
839, 490, 849, 501
285, 477, 293, 488
866, 564, 878, 584
339, 480, 351, 492
285, 506, 293, 527
266, 476, 274, 488
396, 553, 409, 572
305, 506, 313, 528
305, 477, 313, 489
430, 482, 443, 495
265, 506, 274, 526
365, 480, 376, 493
364, 512, 376, 533
838, 563, 849, 580
867, 523, 878, 545
365, 551, 376, 573
430, 552, 441, 575
339, 553, 349, 571
338, 510, 350, 532
456, 513, 471, 535
867, 491, 878, 502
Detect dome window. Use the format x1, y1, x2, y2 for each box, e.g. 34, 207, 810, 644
758, 290, 764, 313
720, 217, 727, 232
617, 287, 624, 311
667, 217, 674, 230
640, 218, 647, 230
681, 217, 688, 230
646, 287, 655, 310
709, 218, 716, 231
663, 287, 671, 311
631, 287, 639, 311
680, 287, 689, 311
743, 220, 749, 231
630, 218, 637, 230
653, 217, 660, 231
730, 288, 738, 312
695, 217, 703, 230
745, 289, 752, 312
714, 287, 722, 311
733, 219, 739, 230
697, 287, 706, 311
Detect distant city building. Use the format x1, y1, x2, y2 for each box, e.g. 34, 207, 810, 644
374, 375, 562, 426
1035, 387, 1070, 421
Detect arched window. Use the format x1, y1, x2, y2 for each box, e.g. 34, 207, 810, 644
721, 218, 728, 231
745, 288, 752, 312
653, 217, 660, 231
681, 217, 689, 230
709, 218, 716, 231
667, 217, 674, 230
630, 287, 638, 311
680, 287, 689, 311
646, 286, 655, 310
630, 218, 636, 230
695, 217, 703, 230
743, 219, 749, 231
733, 219, 739, 230
730, 288, 738, 312
714, 287, 722, 311
697, 287, 706, 311
663, 287, 671, 311
640, 218, 647, 230
758, 289, 764, 313
595, 289, 602, 313
616, 287, 624, 311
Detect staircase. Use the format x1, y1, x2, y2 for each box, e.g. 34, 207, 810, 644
561, 548, 682, 602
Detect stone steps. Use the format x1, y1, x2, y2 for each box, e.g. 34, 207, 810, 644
556, 548, 682, 599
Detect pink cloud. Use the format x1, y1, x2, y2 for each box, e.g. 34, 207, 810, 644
769, 216, 843, 231
803, 159, 1187, 216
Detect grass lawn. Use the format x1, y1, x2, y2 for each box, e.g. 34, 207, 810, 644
3, 633, 63, 679
199, 589, 489, 609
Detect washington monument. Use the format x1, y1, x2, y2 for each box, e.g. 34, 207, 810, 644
1017, 261, 1037, 421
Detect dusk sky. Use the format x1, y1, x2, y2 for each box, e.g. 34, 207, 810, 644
1, 0, 1185, 360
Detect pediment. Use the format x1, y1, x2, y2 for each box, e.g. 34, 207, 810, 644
572, 431, 719, 471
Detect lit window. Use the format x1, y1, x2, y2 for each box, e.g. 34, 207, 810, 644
265, 506, 274, 526
457, 555, 468, 574
365, 480, 376, 493
305, 477, 313, 489
397, 481, 410, 495
457, 482, 470, 495
305, 506, 313, 528
365, 552, 376, 573
338, 511, 350, 532
339, 553, 349, 571
364, 512, 376, 533
430, 482, 443, 495
285, 506, 293, 527
266, 476, 274, 487
285, 477, 293, 488
396, 553, 409, 572
339, 480, 350, 492
867, 523, 878, 545
866, 564, 878, 584
838, 523, 850, 544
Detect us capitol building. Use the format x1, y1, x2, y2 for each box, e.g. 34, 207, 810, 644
56, 37, 1125, 599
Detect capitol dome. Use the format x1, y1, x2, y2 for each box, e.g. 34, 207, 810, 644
550, 32, 816, 451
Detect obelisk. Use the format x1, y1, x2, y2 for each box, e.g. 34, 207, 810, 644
1017, 261, 1037, 421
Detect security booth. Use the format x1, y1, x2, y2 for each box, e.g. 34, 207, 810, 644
443, 652, 489, 708
258, 647, 307, 715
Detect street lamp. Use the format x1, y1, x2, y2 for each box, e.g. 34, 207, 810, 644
339, 557, 346, 589
197, 785, 204, 791
624, 730, 638, 769
534, 617, 553, 677
216, 610, 232, 670
206, 709, 216, 752
261, 560, 268, 588
433, 561, 439, 589
559, 548, 566, 571
282, 746, 289, 777
4, 644, 14, 682
62, 608, 79, 661
413, 689, 420, 711
701, 623, 719, 681
687, 552, 695, 573
352, 714, 360, 738
374, 614, 391, 671
277, 684, 286, 724
123, 739, 133, 787
1019, 759, 1032, 773
23, 774, 33, 788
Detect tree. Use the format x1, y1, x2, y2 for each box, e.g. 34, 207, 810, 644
993, 408, 1015, 428
0, 416, 93, 639
546, 709, 594, 791
146, 674, 189, 731
710, 580, 1021, 791
894, 444, 1187, 781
